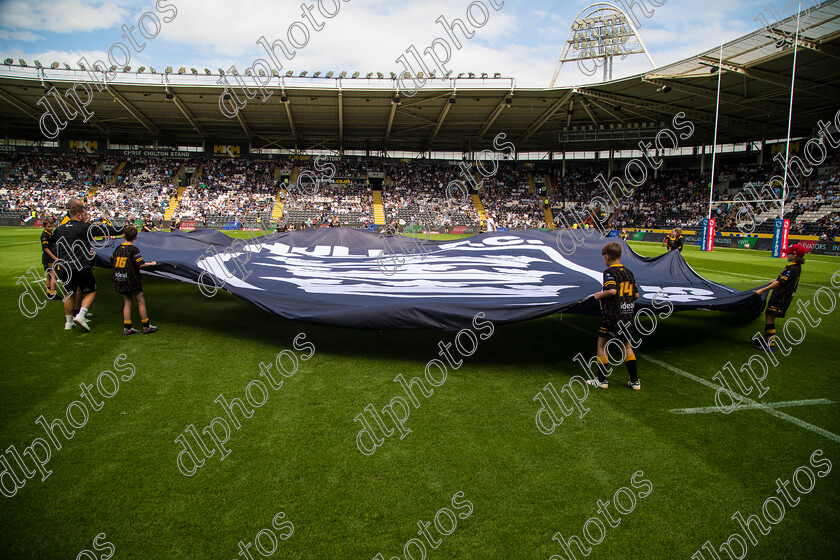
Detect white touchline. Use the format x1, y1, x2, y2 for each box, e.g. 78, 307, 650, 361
557, 318, 840, 445
692, 266, 824, 288
670, 398, 835, 415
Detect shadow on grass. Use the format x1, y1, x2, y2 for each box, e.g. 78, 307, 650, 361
125, 272, 765, 372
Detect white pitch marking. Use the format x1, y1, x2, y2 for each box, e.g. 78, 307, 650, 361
558, 319, 840, 444
670, 398, 835, 415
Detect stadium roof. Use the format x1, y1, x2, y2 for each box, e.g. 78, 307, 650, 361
0, 1, 839, 155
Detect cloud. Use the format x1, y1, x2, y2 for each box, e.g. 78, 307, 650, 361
1, 0, 129, 33
0, 29, 44, 41
0, 0, 786, 89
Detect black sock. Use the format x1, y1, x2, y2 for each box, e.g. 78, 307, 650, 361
626, 357, 638, 384
73, 309, 80, 316
124, 321, 132, 330
142, 318, 150, 327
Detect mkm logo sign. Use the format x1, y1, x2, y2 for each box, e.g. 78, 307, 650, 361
69, 140, 98, 153
213, 145, 241, 157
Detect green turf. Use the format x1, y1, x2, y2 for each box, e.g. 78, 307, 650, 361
1, 227, 838, 559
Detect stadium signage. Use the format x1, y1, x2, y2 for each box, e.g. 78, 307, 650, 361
211, 144, 245, 157
67, 140, 98, 153
0, 145, 16, 152
119, 149, 190, 158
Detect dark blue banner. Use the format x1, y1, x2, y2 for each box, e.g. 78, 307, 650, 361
93, 229, 765, 330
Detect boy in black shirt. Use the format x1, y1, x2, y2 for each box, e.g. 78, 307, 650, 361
672, 228, 684, 252
111, 225, 158, 335
754, 243, 809, 351
587, 242, 642, 390
41, 218, 58, 298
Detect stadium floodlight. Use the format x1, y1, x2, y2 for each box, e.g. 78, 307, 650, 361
34, 60, 42, 68
377, 72, 384, 78
77, 62, 86, 70
3, 58, 11, 65
110, 65, 117, 72
299, 71, 308, 77
204, 68, 211, 75
494, 72, 501, 78
505, 97, 512, 107
218, 68, 225, 75
449, 97, 456, 104
352, 71, 359, 78
467, 72, 475, 78
429, 70, 436, 78
389, 71, 397, 79
551, 3, 655, 85
178, 67, 186, 74
313, 71, 321, 77
124, 65, 131, 72
138, 66, 145, 73
481, 72, 488, 78
245, 68, 252, 76
18, 59, 27, 66
392, 95, 400, 106
165, 66, 173, 74
191, 68, 198, 75
457, 72, 465, 78
326, 71, 334, 78
366, 72, 373, 78
150, 67, 156, 73
50, 62, 59, 69
339, 71, 346, 78
280, 93, 288, 103
63, 63, 71, 70
657, 85, 671, 93
258, 69, 265, 76
165, 92, 174, 100
286, 70, 293, 76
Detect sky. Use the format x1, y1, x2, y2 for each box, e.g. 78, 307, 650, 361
0, 0, 786, 88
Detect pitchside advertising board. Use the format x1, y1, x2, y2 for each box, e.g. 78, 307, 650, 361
772, 219, 791, 258
701, 218, 716, 251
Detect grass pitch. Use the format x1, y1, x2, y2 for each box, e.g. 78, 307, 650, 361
1, 227, 838, 559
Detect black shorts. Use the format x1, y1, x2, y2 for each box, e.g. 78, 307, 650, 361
61, 267, 97, 295
597, 318, 635, 342
115, 282, 142, 295
116, 286, 142, 296
42, 261, 53, 272
766, 298, 792, 318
